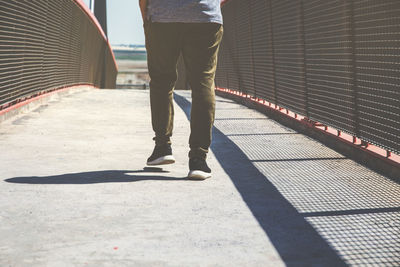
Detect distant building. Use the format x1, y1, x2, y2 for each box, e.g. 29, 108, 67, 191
112, 45, 147, 61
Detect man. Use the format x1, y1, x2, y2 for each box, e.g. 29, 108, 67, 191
140, 0, 223, 180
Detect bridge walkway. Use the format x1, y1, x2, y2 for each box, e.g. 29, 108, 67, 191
0, 88, 399, 266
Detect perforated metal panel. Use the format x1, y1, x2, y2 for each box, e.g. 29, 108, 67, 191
353, 0, 400, 153
0, 0, 117, 108
251, 0, 275, 103
303, 0, 356, 134
216, 0, 400, 154
271, 0, 307, 115
235, 0, 254, 96
216, 1, 240, 92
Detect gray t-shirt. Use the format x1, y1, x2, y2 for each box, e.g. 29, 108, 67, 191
147, 0, 223, 24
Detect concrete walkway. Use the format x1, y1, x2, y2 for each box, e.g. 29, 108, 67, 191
0, 88, 399, 266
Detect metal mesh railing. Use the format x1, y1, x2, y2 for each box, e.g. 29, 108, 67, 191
215, 0, 400, 154
0, 0, 117, 108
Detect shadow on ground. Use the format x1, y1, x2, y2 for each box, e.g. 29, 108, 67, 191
5, 168, 189, 184
174, 93, 346, 266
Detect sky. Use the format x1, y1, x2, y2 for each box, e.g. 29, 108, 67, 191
83, 0, 145, 45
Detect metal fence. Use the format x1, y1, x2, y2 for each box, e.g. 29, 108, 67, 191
0, 0, 117, 108
215, 0, 400, 154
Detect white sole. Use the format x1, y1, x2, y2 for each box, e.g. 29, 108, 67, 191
147, 155, 175, 166
187, 170, 212, 180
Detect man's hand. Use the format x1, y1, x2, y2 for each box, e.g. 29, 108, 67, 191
139, 0, 148, 22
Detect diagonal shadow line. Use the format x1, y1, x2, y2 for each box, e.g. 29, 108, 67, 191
301, 207, 400, 217
4, 169, 189, 184
174, 93, 346, 266
251, 157, 347, 163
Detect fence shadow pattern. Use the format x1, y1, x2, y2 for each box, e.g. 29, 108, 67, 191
0, 0, 117, 108
216, 0, 400, 154
175, 91, 400, 266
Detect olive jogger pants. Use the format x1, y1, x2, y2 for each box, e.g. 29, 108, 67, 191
144, 22, 223, 159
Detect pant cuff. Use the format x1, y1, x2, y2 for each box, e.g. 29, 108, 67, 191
153, 136, 171, 146
189, 147, 208, 160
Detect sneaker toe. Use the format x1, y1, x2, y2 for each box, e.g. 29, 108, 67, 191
147, 155, 175, 165
187, 170, 211, 180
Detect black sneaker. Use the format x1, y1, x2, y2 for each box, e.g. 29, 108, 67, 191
147, 144, 175, 165
188, 157, 211, 180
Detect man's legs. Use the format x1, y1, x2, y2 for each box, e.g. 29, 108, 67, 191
145, 22, 182, 146
182, 23, 223, 160
144, 22, 182, 165
182, 23, 223, 179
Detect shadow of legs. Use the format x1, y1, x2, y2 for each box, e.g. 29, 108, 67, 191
5, 169, 186, 184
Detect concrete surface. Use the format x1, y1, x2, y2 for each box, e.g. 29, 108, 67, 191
0, 88, 399, 266
0, 87, 93, 124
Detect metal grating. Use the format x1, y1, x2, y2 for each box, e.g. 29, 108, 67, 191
251, 0, 275, 103
211, 92, 400, 266
216, 0, 400, 154
303, 0, 356, 134
271, 0, 307, 115
235, 0, 254, 96
353, 0, 400, 153
0, 0, 117, 108
216, 0, 240, 92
